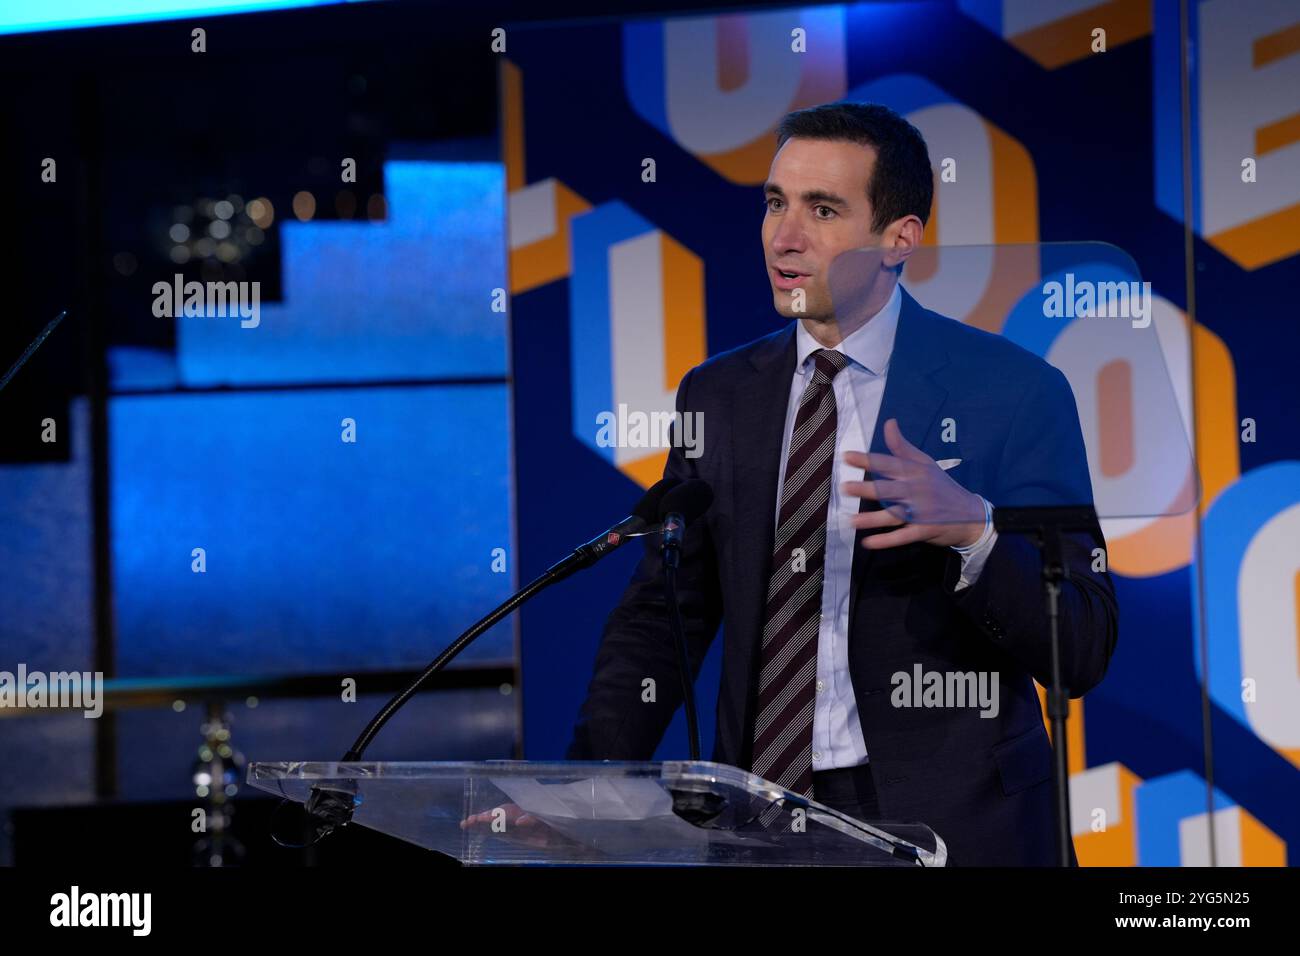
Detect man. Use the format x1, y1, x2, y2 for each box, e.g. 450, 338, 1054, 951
565, 102, 1118, 866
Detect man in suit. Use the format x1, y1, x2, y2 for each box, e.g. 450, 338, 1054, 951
565, 101, 1118, 866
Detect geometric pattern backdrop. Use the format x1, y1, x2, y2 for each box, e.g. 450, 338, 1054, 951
507, 0, 1299, 866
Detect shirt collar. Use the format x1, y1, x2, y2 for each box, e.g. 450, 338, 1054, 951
794, 280, 902, 377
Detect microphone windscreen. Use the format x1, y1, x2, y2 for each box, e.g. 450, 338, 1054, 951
632, 477, 682, 523
658, 479, 714, 522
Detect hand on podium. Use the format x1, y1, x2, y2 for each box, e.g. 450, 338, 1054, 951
459, 802, 555, 848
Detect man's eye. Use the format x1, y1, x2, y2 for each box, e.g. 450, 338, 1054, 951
765, 197, 783, 211
816, 205, 836, 219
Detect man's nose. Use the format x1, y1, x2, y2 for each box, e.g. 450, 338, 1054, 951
771, 214, 807, 254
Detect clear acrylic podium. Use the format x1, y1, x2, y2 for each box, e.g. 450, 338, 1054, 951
247, 760, 946, 866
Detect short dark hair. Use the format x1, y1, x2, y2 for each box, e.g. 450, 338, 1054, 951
775, 101, 933, 234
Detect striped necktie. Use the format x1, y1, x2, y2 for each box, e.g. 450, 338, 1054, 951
752, 347, 850, 798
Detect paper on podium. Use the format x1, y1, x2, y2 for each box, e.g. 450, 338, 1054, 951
490, 774, 675, 820
487, 775, 748, 851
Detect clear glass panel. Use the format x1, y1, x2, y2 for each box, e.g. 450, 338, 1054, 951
811, 242, 1196, 525
248, 760, 946, 867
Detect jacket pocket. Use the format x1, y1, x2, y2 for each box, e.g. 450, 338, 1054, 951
991, 723, 1053, 796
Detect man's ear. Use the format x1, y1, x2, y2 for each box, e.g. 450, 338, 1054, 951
881, 215, 925, 272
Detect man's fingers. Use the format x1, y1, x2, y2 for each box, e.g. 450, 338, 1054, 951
844, 450, 910, 479
460, 804, 533, 829
860, 523, 928, 550
842, 449, 871, 470
883, 501, 912, 523
843, 449, 910, 478
848, 508, 906, 531
841, 477, 906, 501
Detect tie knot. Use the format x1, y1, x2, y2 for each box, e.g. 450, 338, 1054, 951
810, 348, 850, 385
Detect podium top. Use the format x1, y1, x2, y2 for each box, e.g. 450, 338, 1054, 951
247, 759, 946, 867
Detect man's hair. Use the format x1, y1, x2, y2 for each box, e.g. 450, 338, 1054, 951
775, 101, 933, 235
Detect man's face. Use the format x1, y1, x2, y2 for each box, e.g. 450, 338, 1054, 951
762, 137, 882, 322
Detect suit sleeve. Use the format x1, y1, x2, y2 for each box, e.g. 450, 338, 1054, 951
943, 362, 1119, 697
565, 367, 724, 759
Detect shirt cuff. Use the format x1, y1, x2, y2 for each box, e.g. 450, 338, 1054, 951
950, 495, 997, 592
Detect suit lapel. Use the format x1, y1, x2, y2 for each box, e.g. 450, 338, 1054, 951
728, 323, 796, 746
848, 287, 951, 607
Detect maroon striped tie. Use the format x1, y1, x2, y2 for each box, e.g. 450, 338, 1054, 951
752, 348, 849, 798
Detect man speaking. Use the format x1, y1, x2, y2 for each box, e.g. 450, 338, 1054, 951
565, 101, 1118, 867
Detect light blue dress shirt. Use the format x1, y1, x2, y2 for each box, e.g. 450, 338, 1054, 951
774, 282, 998, 770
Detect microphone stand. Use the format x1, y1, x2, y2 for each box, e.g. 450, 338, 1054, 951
661, 512, 701, 762
992, 504, 1100, 868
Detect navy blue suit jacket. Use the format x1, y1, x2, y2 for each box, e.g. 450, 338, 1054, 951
566, 287, 1119, 866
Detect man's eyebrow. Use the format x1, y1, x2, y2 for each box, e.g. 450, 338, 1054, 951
761, 182, 850, 208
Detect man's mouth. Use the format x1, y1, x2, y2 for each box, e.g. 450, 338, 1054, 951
772, 266, 809, 291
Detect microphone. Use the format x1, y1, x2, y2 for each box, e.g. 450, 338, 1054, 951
544, 476, 681, 583
659, 479, 714, 569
